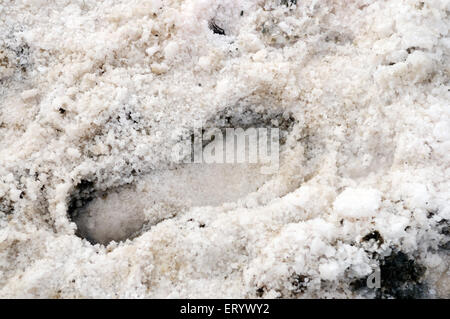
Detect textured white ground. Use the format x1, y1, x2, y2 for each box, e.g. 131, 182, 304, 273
0, 0, 449, 298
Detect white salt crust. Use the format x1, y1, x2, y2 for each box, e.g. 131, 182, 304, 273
0, 0, 449, 298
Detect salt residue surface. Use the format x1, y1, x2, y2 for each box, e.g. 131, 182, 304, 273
0, 0, 449, 298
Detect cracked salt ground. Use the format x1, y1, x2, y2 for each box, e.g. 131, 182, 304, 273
0, 0, 449, 298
